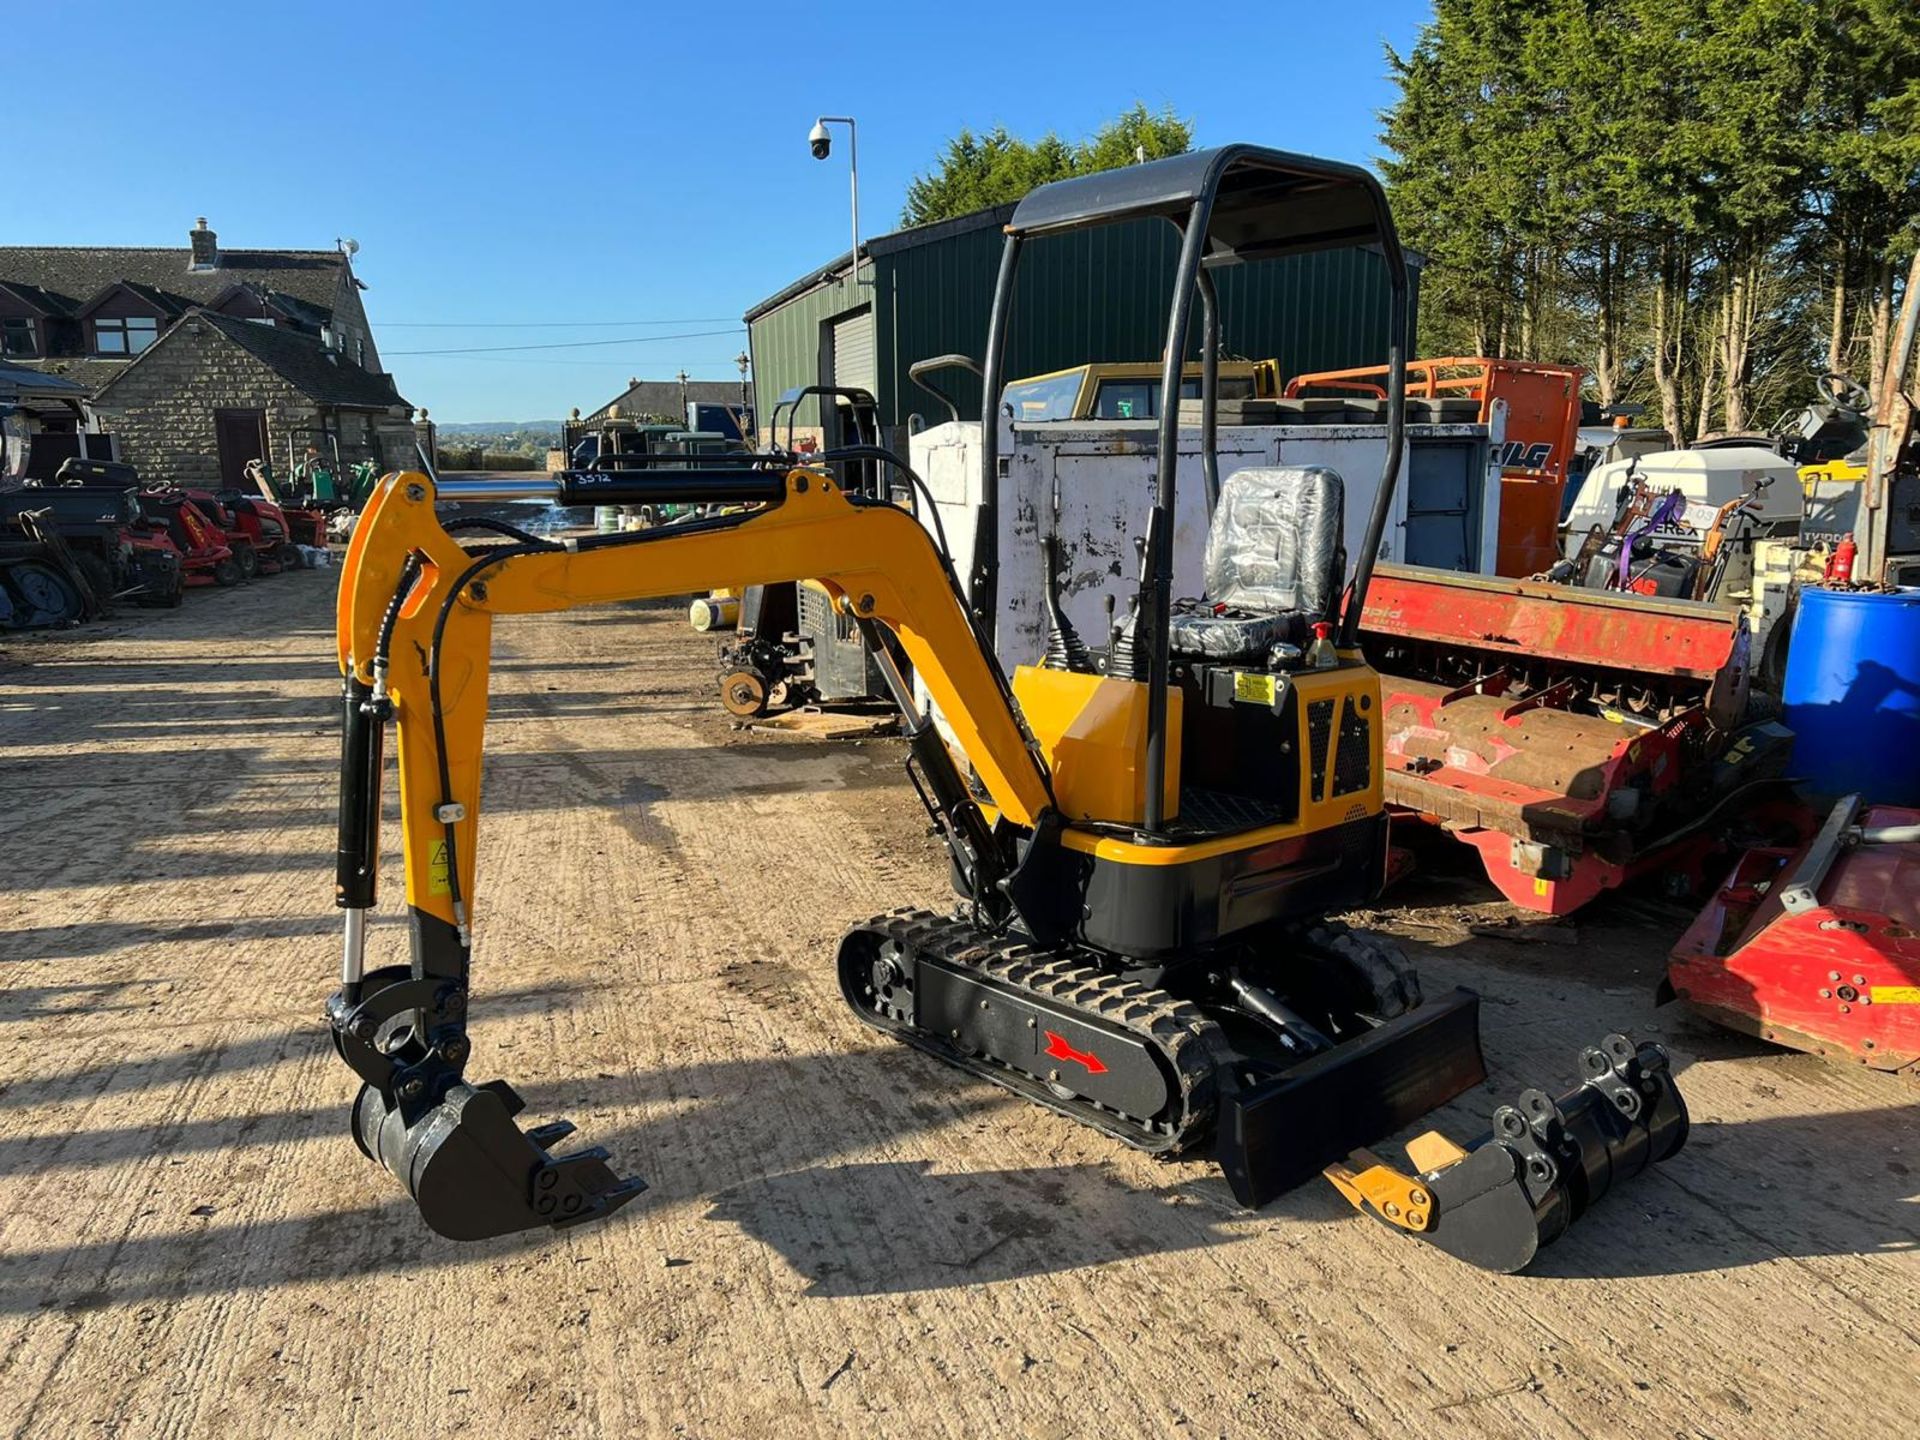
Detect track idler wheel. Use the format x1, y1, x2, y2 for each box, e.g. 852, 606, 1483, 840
1327, 1033, 1688, 1273
351, 1076, 647, 1242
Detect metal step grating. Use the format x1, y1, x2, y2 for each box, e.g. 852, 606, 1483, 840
1171, 787, 1291, 838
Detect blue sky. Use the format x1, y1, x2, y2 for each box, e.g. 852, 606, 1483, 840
7, 0, 1433, 422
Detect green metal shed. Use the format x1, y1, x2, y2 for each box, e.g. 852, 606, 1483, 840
744, 200, 1419, 444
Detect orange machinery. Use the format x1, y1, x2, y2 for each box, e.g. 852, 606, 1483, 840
1287, 358, 1584, 577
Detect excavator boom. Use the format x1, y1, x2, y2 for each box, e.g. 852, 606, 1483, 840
330, 466, 1062, 1239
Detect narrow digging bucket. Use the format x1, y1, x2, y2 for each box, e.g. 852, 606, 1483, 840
352, 1078, 647, 1242
1330, 1033, 1689, 1273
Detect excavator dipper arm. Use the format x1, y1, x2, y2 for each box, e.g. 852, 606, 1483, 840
328, 468, 1055, 1240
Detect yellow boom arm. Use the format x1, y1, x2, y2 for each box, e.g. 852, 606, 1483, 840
336, 468, 1051, 936
325, 464, 1064, 1239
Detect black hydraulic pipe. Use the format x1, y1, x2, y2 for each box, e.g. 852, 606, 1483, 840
1337, 223, 1411, 649
582, 451, 774, 471
335, 677, 382, 912
1227, 976, 1333, 1056
1143, 202, 1215, 833
557, 470, 787, 506
815, 444, 955, 561
851, 615, 1010, 905
1197, 266, 1222, 515
335, 554, 419, 925
970, 234, 1024, 628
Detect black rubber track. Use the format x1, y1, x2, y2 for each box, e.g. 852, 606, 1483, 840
838, 908, 1220, 1156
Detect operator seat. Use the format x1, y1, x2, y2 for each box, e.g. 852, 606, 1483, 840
1167, 465, 1345, 663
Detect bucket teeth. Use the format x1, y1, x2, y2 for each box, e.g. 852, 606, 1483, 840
524, 1120, 578, 1147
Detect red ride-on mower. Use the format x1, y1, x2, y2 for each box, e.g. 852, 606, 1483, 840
138, 490, 241, 587
172, 489, 269, 578
215, 491, 299, 571
243, 458, 329, 550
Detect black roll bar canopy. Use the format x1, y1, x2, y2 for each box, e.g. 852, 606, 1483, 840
1004, 145, 1391, 261
974, 144, 1410, 835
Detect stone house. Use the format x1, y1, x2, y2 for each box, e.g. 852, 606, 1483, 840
0, 220, 415, 484
88, 312, 417, 488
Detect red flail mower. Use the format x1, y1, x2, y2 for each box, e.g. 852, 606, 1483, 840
1667, 795, 1920, 1073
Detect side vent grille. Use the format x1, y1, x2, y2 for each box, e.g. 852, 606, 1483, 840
1307, 698, 1335, 802
1331, 695, 1372, 798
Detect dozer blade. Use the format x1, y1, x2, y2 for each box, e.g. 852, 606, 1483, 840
1328, 1033, 1689, 1273
352, 1078, 648, 1242
1215, 986, 1489, 1208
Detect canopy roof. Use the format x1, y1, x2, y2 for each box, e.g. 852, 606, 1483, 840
1007, 145, 1391, 263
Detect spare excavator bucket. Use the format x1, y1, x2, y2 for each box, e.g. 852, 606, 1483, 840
1323, 1033, 1688, 1273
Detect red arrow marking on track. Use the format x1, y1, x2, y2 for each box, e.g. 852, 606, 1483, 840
1042, 1030, 1108, 1075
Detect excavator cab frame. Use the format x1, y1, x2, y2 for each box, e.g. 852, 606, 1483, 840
325, 147, 1688, 1273
972, 146, 1411, 834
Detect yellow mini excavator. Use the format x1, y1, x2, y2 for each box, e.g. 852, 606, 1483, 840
328, 146, 1687, 1273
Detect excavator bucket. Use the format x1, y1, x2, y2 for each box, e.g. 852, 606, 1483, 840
1322, 1033, 1688, 1273
326, 958, 649, 1242
350, 1077, 647, 1242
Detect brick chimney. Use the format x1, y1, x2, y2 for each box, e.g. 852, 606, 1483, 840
189, 218, 219, 271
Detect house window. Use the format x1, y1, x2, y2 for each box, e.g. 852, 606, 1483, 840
0, 317, 35, 358
95, 315, 160, 355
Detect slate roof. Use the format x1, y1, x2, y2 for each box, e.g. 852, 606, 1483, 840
0, 280, 78, 318
0, 245, 346, 319
33, 358, 136, 393
586, 377, 746, 424
0, 359, 89, 402
216, 282, 333, 330
92, 310, 408, 410
102, 279, 190, 319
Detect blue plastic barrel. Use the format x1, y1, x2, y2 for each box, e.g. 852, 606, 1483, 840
1782, 586, 1920, 805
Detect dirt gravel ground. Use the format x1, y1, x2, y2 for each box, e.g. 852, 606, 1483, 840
0, 569, 1915, 1440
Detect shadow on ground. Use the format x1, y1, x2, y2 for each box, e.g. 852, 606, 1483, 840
3, 1024, 1916, 1317
705, 1158, 1241, 1296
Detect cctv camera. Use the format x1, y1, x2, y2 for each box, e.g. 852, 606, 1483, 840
809, 120, 832, 159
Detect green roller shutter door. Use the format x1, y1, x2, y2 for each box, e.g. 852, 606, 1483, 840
829, 307, 876, 397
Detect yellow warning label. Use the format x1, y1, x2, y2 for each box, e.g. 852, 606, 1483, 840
1234, 671, 1277, 705
1872, 985, 1920, 1004
428, 840, 451, 896
1533, 878, 1553, 898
